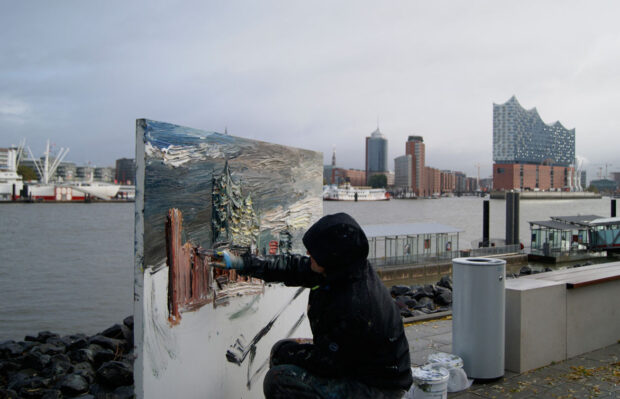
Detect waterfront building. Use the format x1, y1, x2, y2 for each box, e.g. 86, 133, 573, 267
493, 96, 576, 191
581, 171, 588, 190
405, 136, 425, 195
394, 154, 412, 189
440, 170, 456, 194
589, 179, 617, 194
56, 162, 77, 181
76, 166, 94, 181
467, 177, 479, 192
324, 149, 366, 186
115, 158, 135, 184
612, 172, 620, 190
365, 127, 388, 184
95, 166, 115, 182
424, 166, 441, 196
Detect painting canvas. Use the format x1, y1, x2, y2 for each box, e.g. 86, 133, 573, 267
134, 119, 322, 398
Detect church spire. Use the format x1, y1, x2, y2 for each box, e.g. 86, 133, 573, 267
331, 147, 336, 167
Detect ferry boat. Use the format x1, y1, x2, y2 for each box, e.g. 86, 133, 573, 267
0, 147, 23, 201
323, 184, 390, 201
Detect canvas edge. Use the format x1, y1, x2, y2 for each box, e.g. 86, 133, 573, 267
134, 119, 146, 399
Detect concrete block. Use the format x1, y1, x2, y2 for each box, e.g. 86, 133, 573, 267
566, 279, 620, 358
505, 278, 566, 373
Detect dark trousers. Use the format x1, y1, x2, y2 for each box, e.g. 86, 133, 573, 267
263, 339, 405, 399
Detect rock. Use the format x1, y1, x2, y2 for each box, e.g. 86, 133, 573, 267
40, 389, 63, 399
89, 335, 125, 353
93, 349, 116, 369
437, 275, 453, 291
122, 316, 134, 331
584, 261, 593, 266
0, 341, 24, 359
544, 267, 553, 272
399, 308, 414, 318
96, 361, 133, 388
45, 356, 73, 378
415, 296, 435, 311
390, 285, 412, 297
70, 348, 95, 364
112, 385, 135, 399
59, 373, 89, 396
404, 298, 418, 309
73, 362, 95, 384
435, 288, 452, 306
33, 344, 65, 356
18, 387, 48, 399
0, 389, 18, 398
100, 325, 122, 340
25, 332, 60, 344
0, 359, 22, 375
412, 285, 435, 300
61, 335, 89, 352
7, 374, 51, 393
22, 351, 51, 371
519, 266, 532, 275
89, 383, 111, 397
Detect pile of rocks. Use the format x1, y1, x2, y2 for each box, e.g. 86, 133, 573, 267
390, 276, 453, 318
0, 316, 134, 399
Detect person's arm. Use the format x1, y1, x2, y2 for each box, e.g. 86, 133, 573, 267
208, 251, 322, 288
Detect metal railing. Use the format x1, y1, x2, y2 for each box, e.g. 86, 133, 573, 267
468, 244, 521, 257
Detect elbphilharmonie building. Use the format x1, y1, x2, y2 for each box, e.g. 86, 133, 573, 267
493, 96, 575, 166
493, 96, 578, 191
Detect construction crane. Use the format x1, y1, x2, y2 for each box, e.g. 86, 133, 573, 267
593, 163, 613, 180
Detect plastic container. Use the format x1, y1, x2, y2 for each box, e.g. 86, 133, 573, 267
427, 352, 471, 392
407, 364, 449, 399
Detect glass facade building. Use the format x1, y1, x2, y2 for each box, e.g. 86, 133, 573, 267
365, 128, 388, 182
493, 96, 575, 167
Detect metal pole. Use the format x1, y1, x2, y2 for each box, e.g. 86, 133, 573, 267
612, 199, 617, 218
483, 200, 490, 247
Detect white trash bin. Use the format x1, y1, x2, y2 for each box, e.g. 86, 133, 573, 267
427, 352, 472, 392
406, 364, 449, 399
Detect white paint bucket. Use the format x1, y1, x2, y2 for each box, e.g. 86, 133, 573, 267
427, 352, 471, 392
409, 364, 449, 399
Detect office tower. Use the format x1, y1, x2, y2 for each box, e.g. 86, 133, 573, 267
365, 128, 388, 184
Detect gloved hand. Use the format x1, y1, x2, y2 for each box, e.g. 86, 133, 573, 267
208, 250, 246, 270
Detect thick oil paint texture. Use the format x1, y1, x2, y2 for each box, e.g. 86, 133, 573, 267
135, 120, 322, 398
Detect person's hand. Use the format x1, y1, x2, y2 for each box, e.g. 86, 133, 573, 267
208, 250, 245, 270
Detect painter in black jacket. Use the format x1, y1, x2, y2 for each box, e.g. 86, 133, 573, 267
211, 212, 413, 399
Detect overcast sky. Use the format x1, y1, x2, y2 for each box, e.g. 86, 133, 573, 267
2, 1, 619, 179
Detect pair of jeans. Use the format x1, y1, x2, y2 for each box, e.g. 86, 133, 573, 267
263, 339, 405, 399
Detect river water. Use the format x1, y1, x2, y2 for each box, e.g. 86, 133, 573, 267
0, 197, 613, 340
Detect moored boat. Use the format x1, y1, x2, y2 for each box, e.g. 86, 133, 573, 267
323, 184, 390, 201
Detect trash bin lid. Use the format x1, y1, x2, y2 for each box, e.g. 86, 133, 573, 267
427, 352, 463, 369
411, 364, 449, 384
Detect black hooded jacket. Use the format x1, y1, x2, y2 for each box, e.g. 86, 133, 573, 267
240, 213, 413, 391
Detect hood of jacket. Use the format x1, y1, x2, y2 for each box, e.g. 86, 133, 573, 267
302, 212, 369, 276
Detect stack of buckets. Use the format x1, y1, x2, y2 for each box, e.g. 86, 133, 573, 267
406, 352, 469, 399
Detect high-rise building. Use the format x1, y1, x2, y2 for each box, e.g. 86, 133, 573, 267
365, 128, 388, 184
493, 96, 576, 191
405, 136, 425, 195
394, 154, 412, 188
115, 158, 135, 184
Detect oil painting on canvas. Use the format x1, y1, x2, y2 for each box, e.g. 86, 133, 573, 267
134, 119, 322, 398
